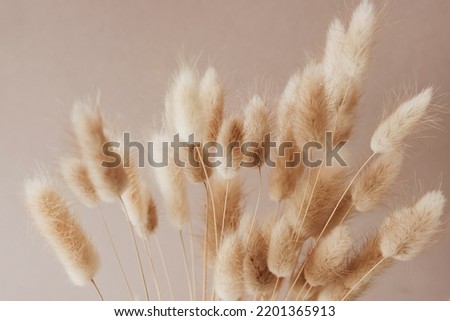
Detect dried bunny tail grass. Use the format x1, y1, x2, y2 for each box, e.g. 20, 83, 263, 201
200, 67, 224, 142
213, 231, 245, 300
60, 157, 99, 208
269, 74, 305, 201
71, 101, 127, 201
351, 151, 403, 212
206, 174, 242, 262
380, 190, 446, 261
323, 1, 377, 142
152, 133, 189, 230
370, 87, 433, 154
216, 115, 244, 180
293, 62, 331, 145
322, 18, 346, 78
269, 131, 304, 201
304, 225, 352, 287
243, 223, 277, 297
122, 158, 158, 237
285, 164, 351, 237
268, 215, 303, 278
243, 95, 271, 167
344, 0, 377, 79
165, 65, 206, 142
24, 174, 99, 286
338, 234, 393, 300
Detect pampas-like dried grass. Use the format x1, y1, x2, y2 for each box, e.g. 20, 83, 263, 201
216, 115, 244, 180
323, 1, 376, 143
243, 223, 277, 297
122, 159, 158, 237
71, 101, 128, 202
24, 0, 447, 302
285, 165, 351, 237
370, 88, 433, 154
351, 152, 403, 212
60, 157, 99, 208
333, 234, 393, 301
380, 190, 445, 261
292, 63, 330, 145
213, 230, 245, 300
269, 72, 307, 201
304, 225, 352, 287
243, 95, 271, 167
268, 215, 303, 278
24, 174, 99, 286
165, 66, 206, 142
201, 67, 224, 143
152, 134, 189, 230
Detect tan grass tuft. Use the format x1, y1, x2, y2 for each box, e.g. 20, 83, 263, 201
200, 67, 224, 143
304, 225, 352, 287
370, 88, 433, 154
24, 174, 99, 286
268, 215, 303, 278
380, 190, 445, 261
243, 95, 271, 167
285, 165, 351, 237
165, 66, 206, 142
122, 158, 158, 237
216, 115, 244, 180
71, 101, 128, 202
243, 224, 277, 297
351, 152, 403, 212
152, 134, 189, 230
60, 157, 99, 208
213, 231, 245, 300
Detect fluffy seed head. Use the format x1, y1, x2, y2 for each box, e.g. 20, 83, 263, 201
200, 67, 224, 142
351, 152, 403, 212
380, 190, 445, 261
165, 66, 206, 142
24, 174, 99, 286
152, 134, 189, 230
243, 224, 277, 296
122, 159, 158, 237
268, 215, 303, 277
293, 63, 330, 145
60, 157, 99, 208
370, 88, 433, 154
304, 225, 352, 287
216, 115, 244, 180
243, 95, 271, 167
71, 101, 128, 201
214, 231, 245, 300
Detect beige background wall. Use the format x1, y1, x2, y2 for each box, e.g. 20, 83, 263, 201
1, 0, 449, 300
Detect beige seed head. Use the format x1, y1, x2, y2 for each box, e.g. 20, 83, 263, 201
243, 95, 271, 167
216, 115, 244, 180
24, 174, 99, 286
304, 225, 352, 287
351, 151, 403, 212
380, 190, 445, 261
60, 157, 99, 208
370, 88, 433, 154
243, 224, 277, 297
214, 231, 245, 300
267, 215, 303, 278
200, 67, 224, 143
71, 101, 128, 202
152, 133, 189, 230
